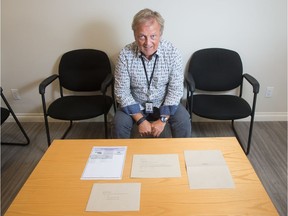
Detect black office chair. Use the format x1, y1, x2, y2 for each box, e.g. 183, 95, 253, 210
39, 49, 115, 146
185, 48, 259, 155
1, 87, 30, 145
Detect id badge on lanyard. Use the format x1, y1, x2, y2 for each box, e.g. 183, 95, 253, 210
145, 102, 153, 113
141, 54, 158, 114
145, 89, 153, 113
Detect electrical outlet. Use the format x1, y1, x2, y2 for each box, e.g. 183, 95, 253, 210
265, 87, 274, 98
11, 89, 21, 100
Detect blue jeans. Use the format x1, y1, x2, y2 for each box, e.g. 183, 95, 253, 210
111, 104, 192, 138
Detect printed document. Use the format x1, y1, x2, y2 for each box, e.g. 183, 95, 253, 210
131, 154, 181, 178
81, 146, 127, 180
86, 183, 141, 212
184, 150, 234, 189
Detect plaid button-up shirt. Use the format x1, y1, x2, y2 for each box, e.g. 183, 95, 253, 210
114, 39, 184, 116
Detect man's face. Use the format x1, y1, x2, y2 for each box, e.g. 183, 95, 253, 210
134, 19, 161, 60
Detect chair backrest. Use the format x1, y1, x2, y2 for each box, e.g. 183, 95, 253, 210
59, 49, 111, 92
188, 48, 243, 91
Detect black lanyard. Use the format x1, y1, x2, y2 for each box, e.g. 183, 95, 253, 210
140, 54, 158, 92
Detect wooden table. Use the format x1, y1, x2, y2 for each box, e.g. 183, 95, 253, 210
5, 138, 278, 215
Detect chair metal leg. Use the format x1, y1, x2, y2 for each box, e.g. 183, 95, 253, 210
43, 114, 51, 146
61, 120, 73, 139
246, 114, 255, 155
231, 118, 254, 155
45, 119, 73, 147
111, 87, 116, 113
104, 113, 108, 138
1, 110, 30, 145
1, 92, 30, 145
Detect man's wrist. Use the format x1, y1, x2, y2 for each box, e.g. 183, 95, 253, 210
136, 116, 146, 126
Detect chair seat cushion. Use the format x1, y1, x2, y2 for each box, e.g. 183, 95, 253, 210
1, 107, 10, 125
47, 95, 113, 120
193, 95, 252, 120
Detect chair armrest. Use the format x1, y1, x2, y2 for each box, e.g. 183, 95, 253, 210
39, 74, 59, 95
185, 73, 196, 93
243, 74, 260, 94
101, 73, 113, 94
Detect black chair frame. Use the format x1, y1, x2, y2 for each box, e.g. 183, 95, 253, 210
39, 73, 115, 146
39, 49, 115, 146
1, 87, 30, 145
185, 49, 259, 155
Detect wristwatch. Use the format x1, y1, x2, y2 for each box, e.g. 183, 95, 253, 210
160, 116, 168, 123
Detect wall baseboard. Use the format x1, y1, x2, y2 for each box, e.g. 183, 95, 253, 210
4, 112, 288, 122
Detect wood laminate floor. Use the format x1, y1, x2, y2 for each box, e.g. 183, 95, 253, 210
1, 121, 287, 216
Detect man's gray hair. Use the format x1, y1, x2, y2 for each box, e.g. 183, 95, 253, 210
132, 8, 165, 35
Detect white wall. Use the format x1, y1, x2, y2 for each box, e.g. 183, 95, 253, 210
1, 0, 287, 121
